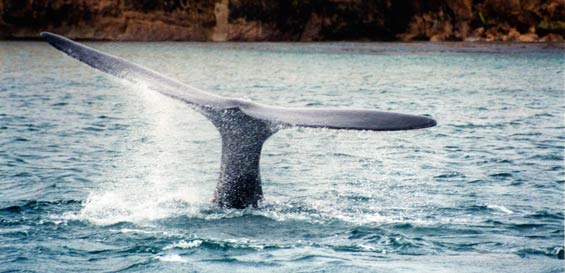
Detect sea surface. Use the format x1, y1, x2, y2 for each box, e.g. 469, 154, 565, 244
0, 41, 563, 272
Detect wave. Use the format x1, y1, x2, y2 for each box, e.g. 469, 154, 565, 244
0, 199, 82, 214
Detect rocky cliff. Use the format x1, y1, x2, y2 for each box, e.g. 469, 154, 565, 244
0, 0, 563, 41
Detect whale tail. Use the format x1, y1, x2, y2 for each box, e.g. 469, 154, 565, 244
41, 32, 436, 208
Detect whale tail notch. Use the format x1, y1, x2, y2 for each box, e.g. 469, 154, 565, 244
40, 32, 436, 208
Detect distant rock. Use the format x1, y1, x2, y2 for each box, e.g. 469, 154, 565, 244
518, 33, 539, 42
540, 33, 564, 42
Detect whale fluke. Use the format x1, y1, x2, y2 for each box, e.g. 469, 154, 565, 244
41, 32, 437, 209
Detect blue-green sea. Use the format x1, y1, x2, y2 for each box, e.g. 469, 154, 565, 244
1, 41, 563, 272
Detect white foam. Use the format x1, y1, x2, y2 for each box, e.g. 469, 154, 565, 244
164, 240, 202, 250
486, 204, 514, 214
116, 228, 155, 234
155, 254, 187, 263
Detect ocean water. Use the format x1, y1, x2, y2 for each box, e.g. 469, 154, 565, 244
0, 41, 563, 272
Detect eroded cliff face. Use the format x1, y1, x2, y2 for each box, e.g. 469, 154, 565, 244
0, 0, 218, 40
398, 0, 565, 42
0, 0, 563, 41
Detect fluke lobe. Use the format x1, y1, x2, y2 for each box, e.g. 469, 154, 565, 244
41, 32, 437, 209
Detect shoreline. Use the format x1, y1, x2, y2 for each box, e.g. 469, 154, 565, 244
2, 36, 563, 48
1, 0, 563, 44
